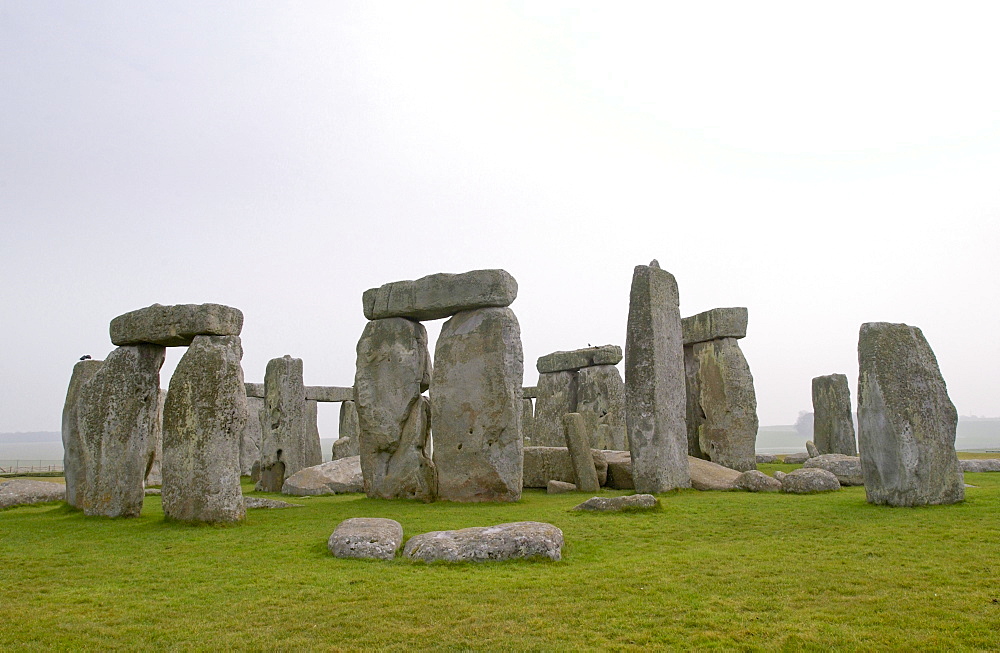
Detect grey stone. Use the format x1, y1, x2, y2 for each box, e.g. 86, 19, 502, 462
363, 269, 518, 321
306, 400, 321, 460
783, 453, 810, 464
333, 436, 360, 460
241, 396, 264, 476
521, 398, 535, 445
562, 413, 600, 492
756, 454, 778, 463
604, 450, 634, 489
547, 480, 576, 494
681, 307, 748, 345
403, 521, 563, 562
110, 303, 243, 347
536, 345, 622, 374
245, 497, 301, 509
773, 470, 787, 482
684, 337, 758, 472
522, 386, 538, 399
806, 440, 820, 458
244, 383, 265, 398
780, 467, 841, 493
812, 374, 857, 455
281, 456, 364, 495
328, 518, 404, 561
572, 494, 659, 512
734, 470, 782, 492
78, 344, 165, 517
576, 365, 628, 450
960, 459, 1000, 472
522, 447, 608, 488
304, 386, 354, 402
625, 262, 690, 492
858, 322, 965, 506
355, 318, 436, 501
144, 488, 161, 495
431, 307, 523, 502
61, 358, 103, 509
688, 456, 741, 491
0, 479, 65, 509
161, 335, 247, 523
257, 356, 320, 492
143, 389, 166, 487
533, 371, 577, 447
803, 453, 864, 486
333, 400, 361, 460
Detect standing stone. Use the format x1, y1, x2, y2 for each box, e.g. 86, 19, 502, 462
521, 398, 535, 445
78, 344, 165, 517
576, 365, 628, 450
812, 373, 857, 456
333, 400, 361, 460
241, 396, 265, 476
624, 261, 690, 492
61, 358, 104, 509
432, 307, 523, 502
857, 322, 964, 506
533, 371, 577, 447
162, 335, 247, 523
305, 399, 323, 464
257, 356, 309, 492
143, 390, 166, 487
562, 413, 600, 492
354, 318, 436, 501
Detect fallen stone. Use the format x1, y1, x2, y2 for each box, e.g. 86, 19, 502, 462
547, 480, 577, 494
522, 447, 608, 488
806, 440, 820, 458
281, 456, 364, 495
780, 467, 841, 493
403, 521, 563, 562
0, 479, 65, 509
363, 269, 518, 321
563, 413, 600, 492
756, 454, 778, 464
257, 355, 320, 492
812, 373, 857, 455
533, 371, 577, 447
681, 307, 748, 345
241, 396, 264, 476
110, 303, 243, 347
536, 345, 622, 374
572, 494, 659, 512
304, 386, 354, 402
328, 518, 404, 561
61, 358, 104, 509
782, 453, 810, 464
960, 459, 1000, 473
773, 470, 787, 482
245, 497, 301, 509
734, 470, 782, 492
803, 454, 864, 486
688, 456, 741, 491
603, 450, 634, 490
576, 365, 628, 450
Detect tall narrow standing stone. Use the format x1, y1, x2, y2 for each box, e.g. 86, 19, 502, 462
576, 365, 628, 450
241, 396, 264, 476
78, 344, 165, 517
533, 371, 577, 447
562, 413, 600, 492
257, 356, 311, 492
305, 399, 322, 462
334, 400, 361, 459
857, 322, 964, 506
624, 261, 690, 492
61, 358, 104, 509
143, 390, 166, 487
812, 373, 857, 456
521, 398, 535, 445
432, 307, 523, 502
162, 335, 247, 523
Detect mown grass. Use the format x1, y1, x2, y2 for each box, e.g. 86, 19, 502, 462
1, 470, 999, 651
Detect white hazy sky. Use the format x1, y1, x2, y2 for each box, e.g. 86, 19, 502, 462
2, 1, 999, 438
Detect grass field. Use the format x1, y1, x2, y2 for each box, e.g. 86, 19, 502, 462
2, 463, 999, 650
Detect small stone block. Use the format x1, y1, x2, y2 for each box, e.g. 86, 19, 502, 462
328, 517, 404, 560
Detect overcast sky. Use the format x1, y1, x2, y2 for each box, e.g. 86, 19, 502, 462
2, 1, 998, 438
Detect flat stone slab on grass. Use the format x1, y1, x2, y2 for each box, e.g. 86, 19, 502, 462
110, 303, 243, 347
403, 521, 563, 562
782, 453, 810, 464
780, 468, 841, 493
547, 480, 576, 494
734, 470, 782, 492
688, 456, 741, 491
681, 307, 748, 345
572, 494, 660, 512
363, 269, 518, 321
756, 454, 778, 463
328, 518, 404, 561
245, 497, 301, 509
536, 345, 622, 373
960, 459, 1000, 472
0, 479, 65, 509
803, 454, 864, 486
282, 456, 363, 495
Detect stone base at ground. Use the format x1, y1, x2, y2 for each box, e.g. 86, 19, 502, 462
782, 453, 810, 464
780, 468, 841, 493
403, 521, 563, 562
734, 470, 782, 492
522, 447, 608, 488
603, 451, 634, 490
688, 456, 742, 491
0, 479, 65, 509
756, 454, 778, 463
245, 497, 301, 509
803, 454, 864, 486
572, 494, 659, 512
281, 457, 363, 496
328, 518, 404, 560
547, 480, 576, 494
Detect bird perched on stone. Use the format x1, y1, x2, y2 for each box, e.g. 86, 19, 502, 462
79, 355, 92, 360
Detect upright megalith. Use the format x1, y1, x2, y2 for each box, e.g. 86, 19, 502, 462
562, 413, 600, 492
432, 307, 524, 502
624, 261, 690, 492
363, 269, 517, 321
143, 389, 166, 487
78, 344, 165, 517
241, 396, 264, 476
812, 374, 857, 456
857, 322, 964, 506
521, 398, 535, 445
576, 365, 627, 450
110, 303, 243, 347
333, 400, 361, 459
354, 318, 436, 501
533, 371, 577, 447
257, 356, 317, 492
162, 335, 247, 523
61, 358, 104, 509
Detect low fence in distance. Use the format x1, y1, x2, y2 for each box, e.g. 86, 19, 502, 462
0, 460, 64, 475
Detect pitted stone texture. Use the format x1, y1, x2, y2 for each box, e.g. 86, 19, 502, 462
536, 345, 622, 374
522, 447, 608, 488
681, 307, 748, 345
363, 269, 518, 321
734, 470, 782, 492
533, 371, 577, 447
403, 522, 562, 562
803, 454, 864, 486
245, 383, 265, 398
684, 338, 758, 472
783, 453, 810, 464
306, 399, 321, 459
143, 390, 166, 487
521, 398, 535, 445
282, 456, 364, 495
329, 518, 404, 561
333, 400, 361, 460
625, 262, 690, 492
547, 480, 576, 494
355, 318, 436, 501
162, 335, 247, 523
576, 365, 628, 450
688, 456, 741, 491
61, 358, 104, 509
431, 308, 523, 502
522, 386, 538, 399
858, 322, 964, 506
960, 459, 1000, 472
780, 467, 841, 493
79, 344, 164, 517
257, 356, 319, 492
245, 497, 301, 509
0, 479, 65, 509
305, 386, 354, 402
563, 413, 600, 492
812, 374, 857, 456
604, 451, 634, 490
110, 303, 243, 347
572, 494, 659, 512
241, 396, 264, 476
806, 441, 820, 459
333, 436, 360, 460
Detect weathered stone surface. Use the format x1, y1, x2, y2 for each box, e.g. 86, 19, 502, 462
522, 386, 538, 399
625, 261, 690, 492
773, 470, 787, 482
363, 269, 518, 321
562, 413, 600, 492
734, 470, 782, 492
806, 440, 820, 458
143, 389, 166, 487
162, 335, 247, 523
79, 344, 165, 517
257, 356, 320, 492
245, 383, 265, 398
533, 371, 577, 447
245, 497, 300, 509
328, 518, 403, 561
144, 488, 161, 495
536, 345, 622, 374
688, 456, 741, 491
812, 374, 857, 455
355, 318, 436, 501
756, 454, 778, 464
432, 307, 523, 502
858, 322, 964, 506
61, 358, 103, 509
282, 456, 364, 495
576, 365, 628, 450
572, 494, 659, 512
521, 398, 535, 445
0, 479, 65, 509
681, 307, 748, 345
604, 450, 634, 489
783, 453, 810, 464
241, 396, 264, 476
403, 522, 562, 562
685, 338, 758, 472
333, 400, 361, 460
522, 447, 608, 488
110, 303, 243, 347
780, 467, 841, 493
803, 454, 864, 486
960, 459, 1000, 473
333, 436, 360, 460
304, 386, 354, 402
547, 480, 576, 494
306, 399, 321, 460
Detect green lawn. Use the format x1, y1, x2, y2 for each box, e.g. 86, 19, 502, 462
1, 468, 998, 651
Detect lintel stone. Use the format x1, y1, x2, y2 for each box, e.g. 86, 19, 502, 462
681, 307, 747, 345
304, 386, 355, 402
536, 345, 622, 374
362, 269, 517, 321
110, 303, 243, 347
